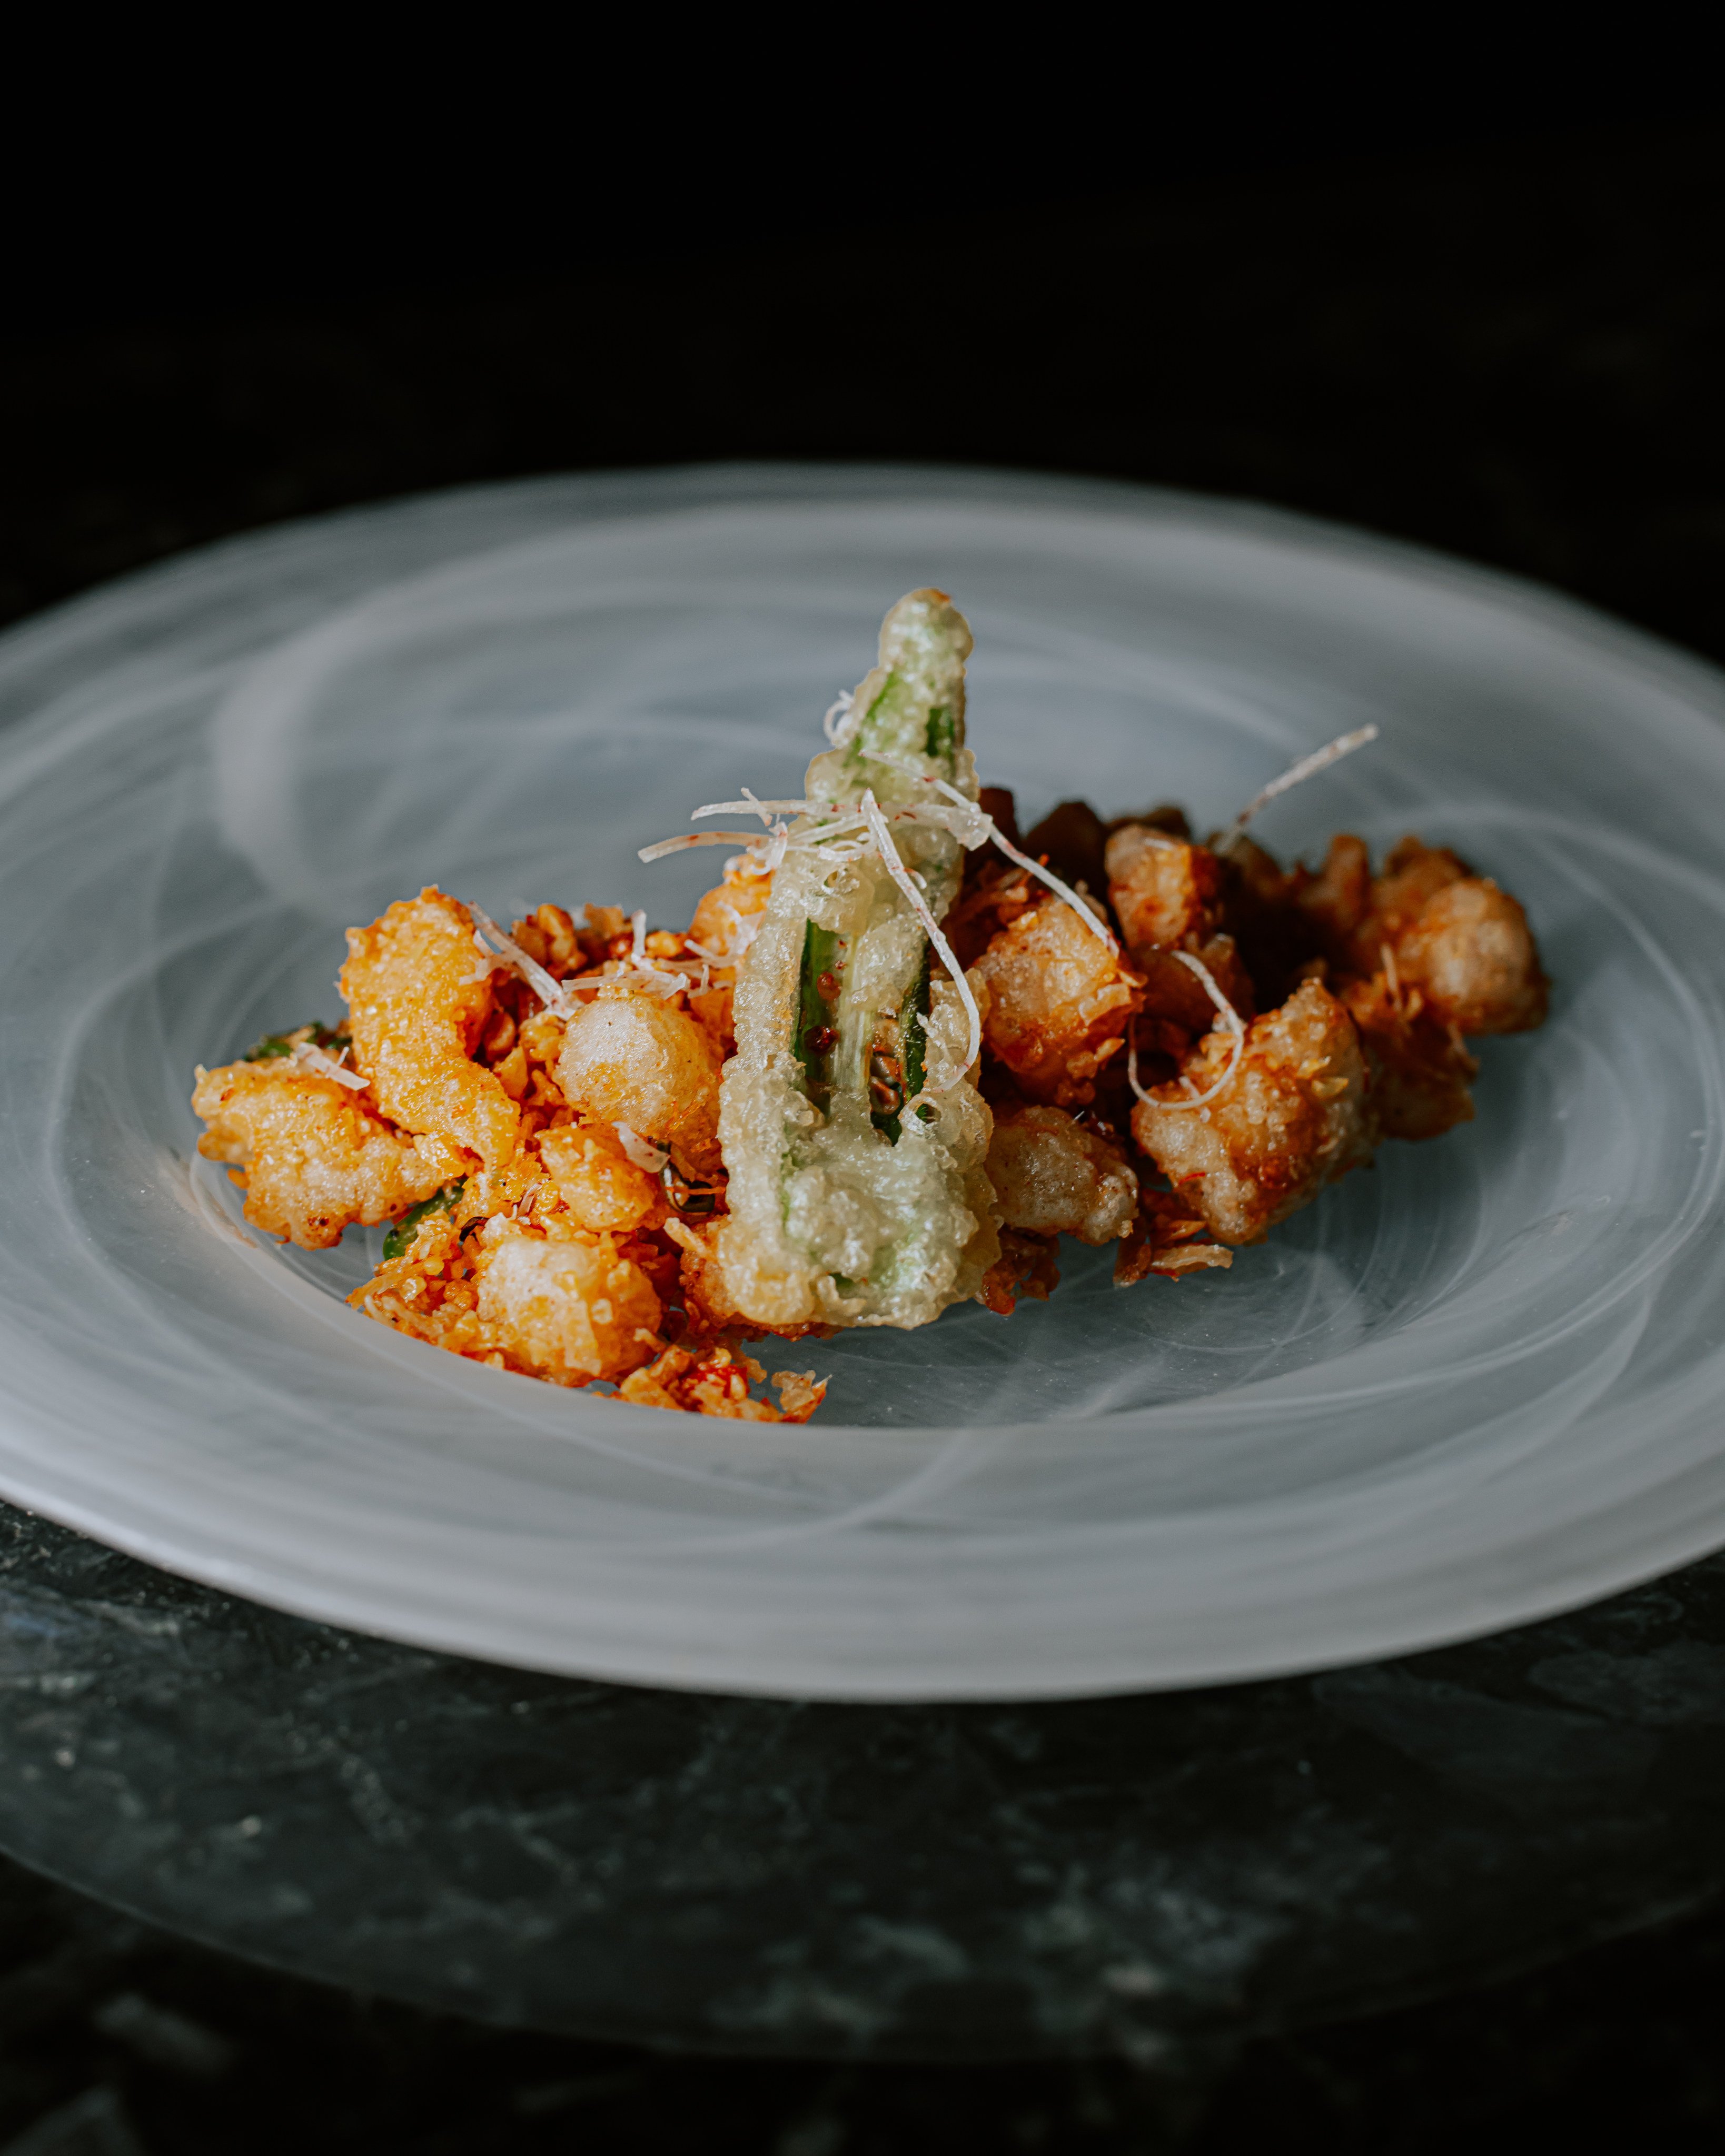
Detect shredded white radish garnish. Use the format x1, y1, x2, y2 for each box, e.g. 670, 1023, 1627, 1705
292, 1040, 368, 1091
860, 790, 981, 1086
612, 1124, 670, 1174
1381, 940, 1402, 1006
1218, 725, 1380, 851
690, 792, 815, 823
639, 829, 776, 862
468, 905, 569, 1013
822, 689, 856, 745
871, 758, 1119, 953
1127, 950, 1248, 1112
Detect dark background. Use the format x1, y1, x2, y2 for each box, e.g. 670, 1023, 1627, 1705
4, 90, 1724, 2154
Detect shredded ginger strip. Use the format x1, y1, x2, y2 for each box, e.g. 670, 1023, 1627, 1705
860, 789, 981, 1088
292, 1040, 368, 1091
870, 758, 1119, 954
1127, 950, 1247, 1112
468, 903, 570, 1014
1218, 725, 1380, 851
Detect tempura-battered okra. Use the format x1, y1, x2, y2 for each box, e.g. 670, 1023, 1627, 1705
701, 590, 1000, 1331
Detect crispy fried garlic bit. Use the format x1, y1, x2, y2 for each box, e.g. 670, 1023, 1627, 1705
1105, 824, 1256, 1031
192, 1060, 467, 1250
1131, 979, 1373, 1245
340, 887, 521, 1169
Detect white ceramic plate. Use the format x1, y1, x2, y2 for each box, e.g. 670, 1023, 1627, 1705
4, 464, 1724, 1699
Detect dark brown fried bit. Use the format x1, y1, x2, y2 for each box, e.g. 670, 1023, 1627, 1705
1020, 798, 1110, 895
976, 1228, 1064, 1315
1113, 1189, 1234, 1285
1340, 971, 1480, 1142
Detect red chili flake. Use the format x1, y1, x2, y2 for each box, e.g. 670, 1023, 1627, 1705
805, 1024, 838, 1055
817, 971, 840, 998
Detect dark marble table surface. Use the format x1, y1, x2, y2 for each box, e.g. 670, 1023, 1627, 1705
4, 1502, 1722, 2061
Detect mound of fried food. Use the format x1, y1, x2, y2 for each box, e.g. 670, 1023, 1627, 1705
192, 806, 1545, 1422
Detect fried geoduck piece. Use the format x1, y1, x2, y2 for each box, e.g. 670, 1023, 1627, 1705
535, 1119, 668, 1233
340, 887, 521, 1169
354, 1203, 666, 1387
985, 1101, 1137, 1245
973, 894, 1143, 1108
556, 987, 723, 1177
1131, 979, 1373, 1245
1290, 836, 1550, 1036
1104, 823, 1257, 1032
616, 1339, 827, 1422
192, 1059, 468, 1250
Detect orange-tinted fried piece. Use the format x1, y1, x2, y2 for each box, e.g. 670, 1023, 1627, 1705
616, 1340, 827, 1422
341, 887, 521, 1169
1131, 978, 1373, 1245
192, 1060, 467, 1249
973, 898, 1143, 1107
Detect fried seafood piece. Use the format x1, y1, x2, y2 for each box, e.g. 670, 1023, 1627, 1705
973, 896, 1143, 1107
1288, 835, 1549, 1036
340, 887, 521, 1169
1340, 971, 1479, 1142
1130, 979, 1373, 1245
1104, 824, 1256, 1032
985, 1102, 1138, 1245
556, 985, 723, 1175
536, 1118, 669, 1233
1389, 875, 1549, 1036
616, 1340, 828, 1422
471, 1223, 664, 1386
192, 1059, 468, 1249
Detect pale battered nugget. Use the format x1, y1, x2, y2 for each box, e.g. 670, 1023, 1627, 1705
974, 898, 1143, 1106
986, 1102, 1137, 1245
1391, 878, 1549, 1035
193, 1059, 467, 1249
471, 1222, 663, 1386
556, 986, 722, 1171
1131, 979, 1372, 1245
341, 887, 521, 1169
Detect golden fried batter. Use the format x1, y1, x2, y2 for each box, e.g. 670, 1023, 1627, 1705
1392, 878, 1549, 1035
986, 1102, 1138, 1245
556, 986, 723, 1173
1131, 979, 1372, 1245
193, 1060, 467, 1249
974, 898, 1143, 1107
470, 1222, 663, 1386
340, 888, 521, 1169
535, 1119, 667, 1233
616, 1340, 827, 1422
